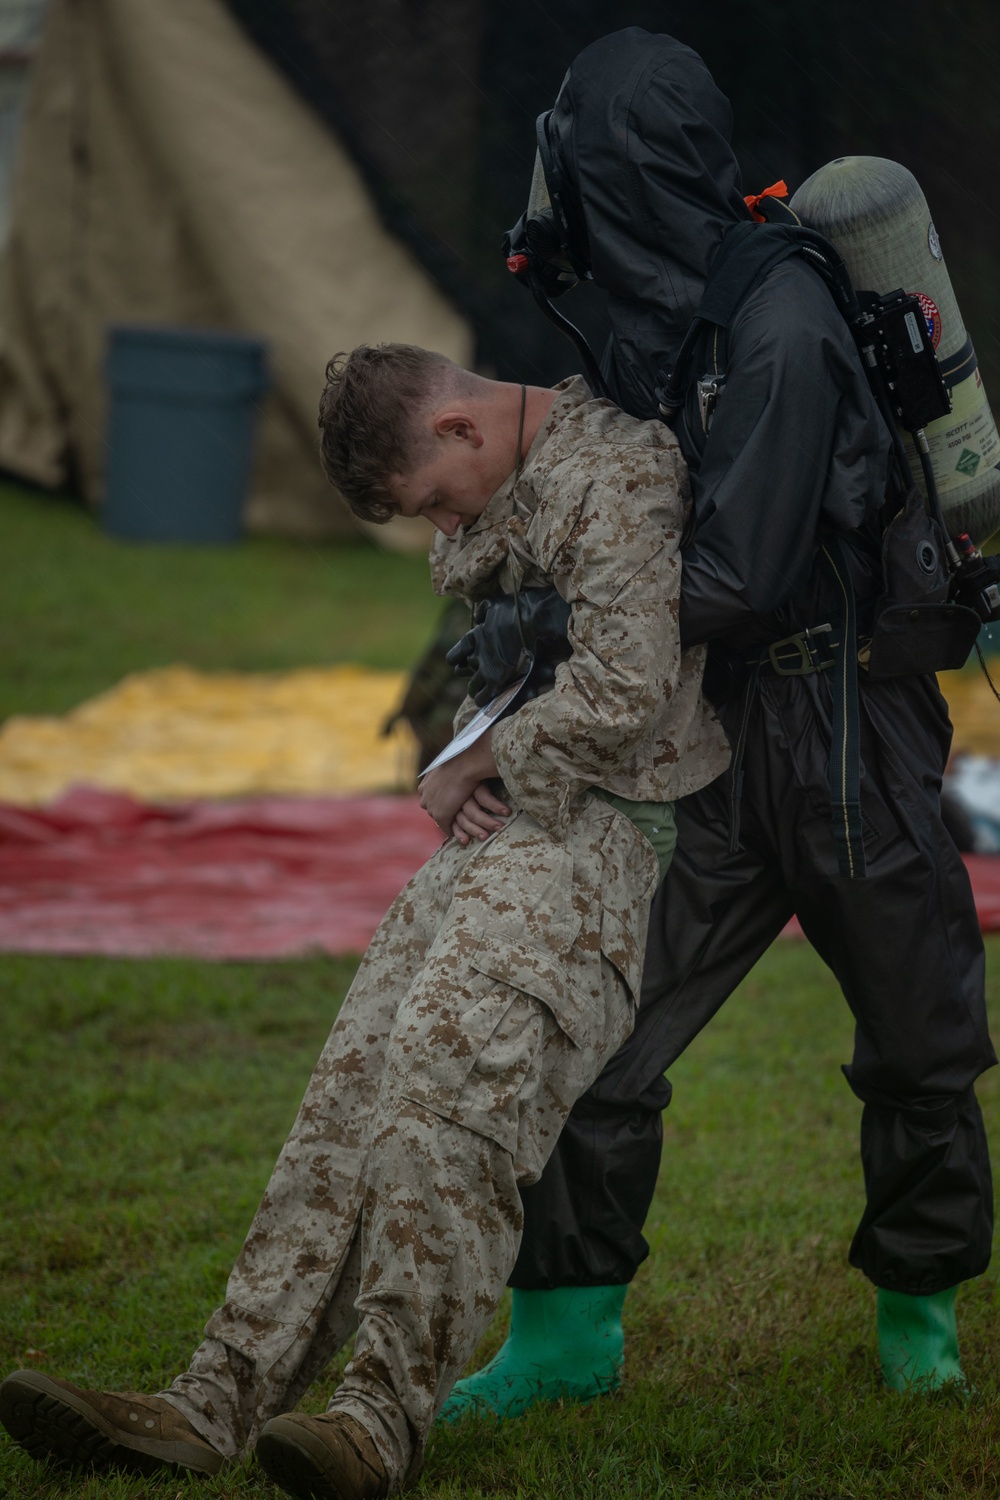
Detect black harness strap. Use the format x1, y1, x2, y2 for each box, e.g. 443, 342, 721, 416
658, 223, 825, 417
822, 538, 867, 879
726, 661, 760, 857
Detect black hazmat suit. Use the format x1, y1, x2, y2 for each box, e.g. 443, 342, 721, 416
510, 28, 996, 1297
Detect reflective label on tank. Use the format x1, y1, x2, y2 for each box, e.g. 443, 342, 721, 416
940, 336, 977, 391
911, 360, 1000, 494
910, 291, 943, 349
928, 221, 943, 261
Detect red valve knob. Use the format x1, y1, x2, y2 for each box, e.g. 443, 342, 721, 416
506, 253, 530, 275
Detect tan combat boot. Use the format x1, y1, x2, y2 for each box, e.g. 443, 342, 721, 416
0, 1369, 224, 1476
256, 1409, 390, 1500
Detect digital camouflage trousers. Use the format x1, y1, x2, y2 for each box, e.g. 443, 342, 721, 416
161, 795, 657, 1486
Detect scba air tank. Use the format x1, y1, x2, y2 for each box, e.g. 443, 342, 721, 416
790, 156, 1000, 545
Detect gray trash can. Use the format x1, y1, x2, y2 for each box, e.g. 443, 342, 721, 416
104, 325, 269, 543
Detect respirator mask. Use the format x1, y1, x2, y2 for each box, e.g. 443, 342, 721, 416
502, 111, 606, 396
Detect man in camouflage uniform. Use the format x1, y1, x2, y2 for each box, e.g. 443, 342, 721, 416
0, 346, 727, 1500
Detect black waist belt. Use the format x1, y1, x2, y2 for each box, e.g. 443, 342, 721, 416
743, 623, 839, 677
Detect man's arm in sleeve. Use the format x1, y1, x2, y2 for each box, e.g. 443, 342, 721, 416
490, 446, 684, 832
679, 271, 887, 647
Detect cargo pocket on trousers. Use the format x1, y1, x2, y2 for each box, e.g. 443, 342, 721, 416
403, 932, 605, 1155
470, 933, 604, 1051
464, 934, 601, 1154
401, 978, 546, 1156
599, 906, 644, 1007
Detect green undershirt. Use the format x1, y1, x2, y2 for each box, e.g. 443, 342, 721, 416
591, 789, 677, 883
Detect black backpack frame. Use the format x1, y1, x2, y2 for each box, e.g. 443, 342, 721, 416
651, 208, 996, 878
655, 210, 984, 683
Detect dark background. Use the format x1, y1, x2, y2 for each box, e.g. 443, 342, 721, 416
224, 0, 1000, 394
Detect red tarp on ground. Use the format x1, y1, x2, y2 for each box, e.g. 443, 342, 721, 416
1, 786, 1000, 960
0, 787, 441, 959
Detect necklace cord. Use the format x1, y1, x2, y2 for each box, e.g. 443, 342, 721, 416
512, 384, 528, 651
514, 383, 527, 483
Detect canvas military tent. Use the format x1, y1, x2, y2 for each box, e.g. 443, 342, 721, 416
0, 0, 473, 543
3, 0, 996, 545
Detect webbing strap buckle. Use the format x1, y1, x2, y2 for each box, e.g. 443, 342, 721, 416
696, 373, 726, 433
767, 623, 835, 676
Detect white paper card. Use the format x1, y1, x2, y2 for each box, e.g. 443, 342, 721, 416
417, 672, 532, 778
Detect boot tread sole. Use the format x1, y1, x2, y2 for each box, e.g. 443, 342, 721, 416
0, 1371, 222, 1476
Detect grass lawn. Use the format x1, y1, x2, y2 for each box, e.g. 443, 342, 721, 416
1, 941, 999, 1499
0, 483, 442, 721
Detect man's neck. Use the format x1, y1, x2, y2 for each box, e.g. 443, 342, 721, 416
516, 384, 558, 464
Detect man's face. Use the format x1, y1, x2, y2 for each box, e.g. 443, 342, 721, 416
388, 418, 498, 537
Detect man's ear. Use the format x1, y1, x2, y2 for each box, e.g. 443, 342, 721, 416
432, 410, 484, 447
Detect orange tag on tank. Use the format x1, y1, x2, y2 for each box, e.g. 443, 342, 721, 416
744, 180, 789, 222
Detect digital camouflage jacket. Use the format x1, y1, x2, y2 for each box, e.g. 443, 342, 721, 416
430, 377, 729, 832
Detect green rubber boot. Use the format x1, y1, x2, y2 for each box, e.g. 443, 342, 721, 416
438, 1284, 627, 1422
877, 1286, 966, 1392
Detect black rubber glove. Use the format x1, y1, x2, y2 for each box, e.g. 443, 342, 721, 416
446, 586, 572, 707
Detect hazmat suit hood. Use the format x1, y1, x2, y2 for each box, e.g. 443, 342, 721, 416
542, 27, 752, 418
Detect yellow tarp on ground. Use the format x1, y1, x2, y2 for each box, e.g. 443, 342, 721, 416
0, 666, 417, 805
2, 664, 997, 809
940, 669, 1000, 756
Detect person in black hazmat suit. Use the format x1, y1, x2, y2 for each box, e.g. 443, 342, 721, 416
440, 27, 995, 1417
